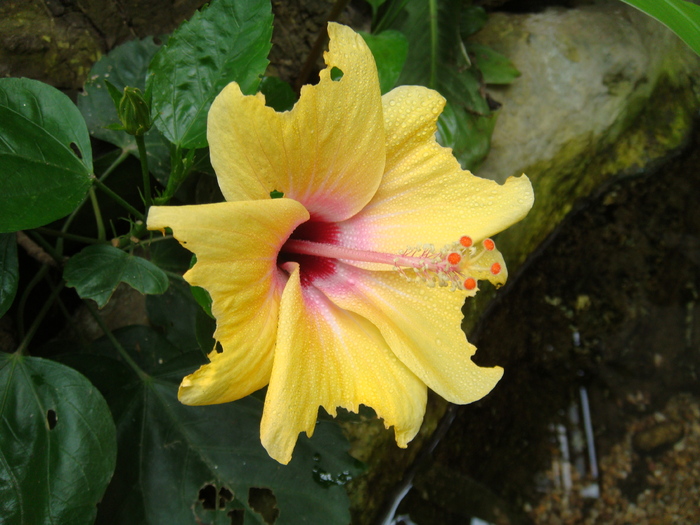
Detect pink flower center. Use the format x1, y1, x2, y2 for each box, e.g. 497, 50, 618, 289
279, 220, 500, 291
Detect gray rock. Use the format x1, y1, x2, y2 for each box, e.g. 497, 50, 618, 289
473, 0, 700, 184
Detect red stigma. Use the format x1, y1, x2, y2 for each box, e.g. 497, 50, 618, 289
464, 277, 477, 290
490, 262, 502, 275
483, 238, 495, 251
447, 252, 462, 265
460, 236, 473, 248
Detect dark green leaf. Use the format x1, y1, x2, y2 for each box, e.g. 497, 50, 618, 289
146, 278, 201, 352
190, 285, 213, 318
148, 0, 273, 148
72, 326, 360, 525
437, 101, 498, 172
184, 254, 213, 317
77, 37, 173, 184
195, 306, 217, 354
64, 244, 169, 307
148, 236, 192, 273
0, 78, 93, 233
621, 0, 700, 56
367, 0, 388, 15
361, 30, 409, 94
78, 37, 160, 149
460, 5, 488, 38
390, 0, 497, 170
0, 233, 18, 317
0, 353, 116, 524
259, 76, 297, 112
467, 43, 520, 85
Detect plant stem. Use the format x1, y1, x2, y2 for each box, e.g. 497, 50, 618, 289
25, 231, 63, 266
16, 272, 62, 355
429, 0, 438, 89
135, 134, 152, 209
138, 233, 173, 246
84, 300, 150, 381
93, 178, 145, 221
17, 265, 49, 341
99, 149, 131, 182
36, 228, 102, 245
57, 149, 130, 255
89, 187, 106, 242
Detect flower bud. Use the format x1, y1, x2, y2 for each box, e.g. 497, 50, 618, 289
118, 87, 152, 136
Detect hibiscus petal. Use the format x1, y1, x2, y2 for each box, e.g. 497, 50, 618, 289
261, 263, 427, 464
147, 199, 309, 404
207, 23, 385, 222
314, 262, 503, 405
337, 85, 533, 258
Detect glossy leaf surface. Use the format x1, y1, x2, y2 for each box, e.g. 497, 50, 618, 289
148, 0, 273, 148
78, 38, 172, 184
0, 78, 93, 232
66, 326, 360, 525
0, 353, 116, 525
64, 244, 168, 307
621, 0, 700, 56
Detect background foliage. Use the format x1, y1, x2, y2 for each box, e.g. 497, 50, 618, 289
0, 0, 698, 523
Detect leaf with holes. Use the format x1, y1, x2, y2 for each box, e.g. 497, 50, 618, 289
64, 244, 169, 308
68, 326, 360, 525
0, 353, 116, 525
147, 0, 273, 149
0, 233, 18, 317
0, 78, 93, 233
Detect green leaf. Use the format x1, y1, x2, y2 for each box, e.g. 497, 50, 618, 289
367, 0, 388, 16
148, 0, 273, 149
146, 278, 201, 351
361, 30, 409, 94
0, 233, 18, 317
621, 0, 700, 56
259, 76, 297, 112
70, 326, 360, 525
467, 43, 520, 85
64, 244, 169, 307
77, 37, 173, 184
0, 353, 116, 524
437, 100, 498, 171
78, 38, 160, 149
0, 78, 93, 233
390, 0, 497, 170
460, 5, 488, 38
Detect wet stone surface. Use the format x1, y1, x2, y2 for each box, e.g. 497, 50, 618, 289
392, 123, 700, 524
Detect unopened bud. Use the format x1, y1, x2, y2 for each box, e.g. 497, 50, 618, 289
118, 87, 152, 136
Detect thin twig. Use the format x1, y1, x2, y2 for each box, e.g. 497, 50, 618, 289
17, 232, 58, 267
16, 275, 63, 355
84, 300, 150, 381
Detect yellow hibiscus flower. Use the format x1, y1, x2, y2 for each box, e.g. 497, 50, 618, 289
147, 23, 534, 464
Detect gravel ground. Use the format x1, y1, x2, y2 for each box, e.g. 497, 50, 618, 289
530, 393, 700, 524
